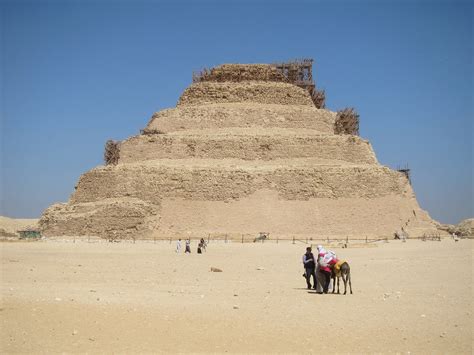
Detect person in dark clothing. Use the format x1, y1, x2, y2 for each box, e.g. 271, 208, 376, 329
320, 269, 331, 294
200, 238, 207, 252
302, 247, 317, 290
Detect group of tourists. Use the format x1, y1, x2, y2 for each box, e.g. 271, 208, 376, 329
176, 238, 207, 254
302, 245, 339, 294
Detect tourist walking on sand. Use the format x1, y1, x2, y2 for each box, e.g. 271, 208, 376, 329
185, 239, 191, 253
302, 247, 317, 290
316, 245, 338, 294
176, 238, 182, 253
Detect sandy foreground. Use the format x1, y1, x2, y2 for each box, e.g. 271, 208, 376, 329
0, 238, 472, 353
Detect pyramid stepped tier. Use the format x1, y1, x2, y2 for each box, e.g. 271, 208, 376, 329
193, 64, 287, 82
177, 82, 314, 106
119, 129, 378, 164
41, 160, 435, 239
70, 161, 411, 204
144, 103, 336, 134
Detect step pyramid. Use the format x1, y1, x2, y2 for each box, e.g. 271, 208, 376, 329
39, 62, 438, 240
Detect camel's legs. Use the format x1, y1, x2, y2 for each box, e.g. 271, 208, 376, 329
341, 273, 346, 295
348, 273, 353, 294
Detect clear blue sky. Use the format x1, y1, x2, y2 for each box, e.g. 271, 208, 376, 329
1, 0, 472, 224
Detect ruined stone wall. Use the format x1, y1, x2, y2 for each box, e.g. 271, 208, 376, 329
119, 132, 377, 164
145, 103, 336, 134
39, 198, 159, 238
70, 163, 412, 205
177, 82, 314, 107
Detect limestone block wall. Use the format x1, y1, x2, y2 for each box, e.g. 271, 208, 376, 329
158, 190, 435, 238
70, 163, 412, 205
177, 82, 314, 107
118, 132, 378, 164
144, 103, 336, 134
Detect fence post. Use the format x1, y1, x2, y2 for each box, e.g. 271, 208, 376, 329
241, 234, 244, 244
346, 236, 348, 243
365, 236, 368, 243
292, 236, 295, 244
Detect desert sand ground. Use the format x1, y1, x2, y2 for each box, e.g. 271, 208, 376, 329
1, 238, 472, 353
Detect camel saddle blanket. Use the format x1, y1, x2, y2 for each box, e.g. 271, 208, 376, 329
333, 260, 346, 277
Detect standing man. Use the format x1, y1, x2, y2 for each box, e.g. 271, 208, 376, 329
302, 247, 317, 290
176, 238, 182, 253
185, 239, 191, 253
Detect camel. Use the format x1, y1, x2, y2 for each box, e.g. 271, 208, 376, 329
331, 261, 352, 295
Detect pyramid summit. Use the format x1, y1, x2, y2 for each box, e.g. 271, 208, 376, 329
39, 60, 438, 240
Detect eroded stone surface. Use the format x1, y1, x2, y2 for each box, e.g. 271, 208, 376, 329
177, 82, 314, 107
119, 130, 377, 164
145, 103, 335, 133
